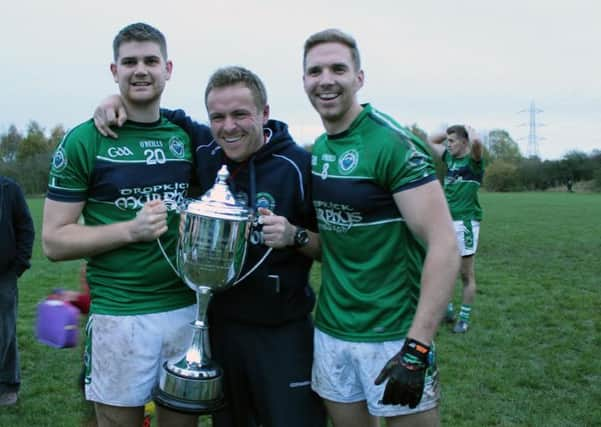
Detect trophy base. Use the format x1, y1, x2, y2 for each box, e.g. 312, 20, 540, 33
153, 361, 225, 415
153, 385, 225, 415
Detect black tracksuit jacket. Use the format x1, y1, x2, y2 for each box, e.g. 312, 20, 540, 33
165, 111, 317, 326
0, 176, 34, 277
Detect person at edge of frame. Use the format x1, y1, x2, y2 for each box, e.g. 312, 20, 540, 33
42, 22, 200, 427
92, 66, 327, 427
302, 28, 460, 427
0, 175, 35, 407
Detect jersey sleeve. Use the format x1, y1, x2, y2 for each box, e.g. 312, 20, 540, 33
381, 131, 437, 193
47, 122, 96, 202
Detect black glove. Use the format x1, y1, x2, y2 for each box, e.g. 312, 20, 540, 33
374, 338, 430, 408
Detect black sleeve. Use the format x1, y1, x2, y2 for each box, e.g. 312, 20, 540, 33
161, 108, 213, 149
298, 150, 318, 233
302, 166, 318, 233
12, 183, 34, 277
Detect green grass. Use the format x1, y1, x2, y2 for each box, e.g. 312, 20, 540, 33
438, 192, 600, 426
0, 197, 89, 426
1, 193, 600, 426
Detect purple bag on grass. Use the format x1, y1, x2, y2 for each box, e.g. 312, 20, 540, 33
35, 299, 80, 348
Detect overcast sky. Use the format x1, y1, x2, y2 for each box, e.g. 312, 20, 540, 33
1, 0, 599, 160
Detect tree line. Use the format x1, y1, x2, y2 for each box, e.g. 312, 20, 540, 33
1, 121, 600, 195
0, 122, 65, 195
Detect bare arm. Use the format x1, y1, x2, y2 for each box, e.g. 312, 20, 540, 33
93, 94, 127, 138
426, 131, 447, 159
42, 198, 168, 261
467, 126, 483, 162
393, 180, 460, 345
257, 207, 321, 260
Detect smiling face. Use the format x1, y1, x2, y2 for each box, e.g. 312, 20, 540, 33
110, 40, 172, 109
303, 41, 364, 134
206, 82, 269, 162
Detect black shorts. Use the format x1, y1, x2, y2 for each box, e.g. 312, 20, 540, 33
210, 315, 326, 427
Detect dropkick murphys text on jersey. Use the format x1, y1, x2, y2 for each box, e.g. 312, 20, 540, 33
114, 182, 189, 211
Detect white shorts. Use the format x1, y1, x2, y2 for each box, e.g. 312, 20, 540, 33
311, 329, 440, 417
84, 305, 196, 407
454, 220, 480, 256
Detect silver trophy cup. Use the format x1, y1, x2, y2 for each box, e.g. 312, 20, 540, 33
153, 165, 250, 414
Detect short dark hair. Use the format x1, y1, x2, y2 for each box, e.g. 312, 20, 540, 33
446, 125, 469, 141
204, 66, 268, 111
112, 22, 167, 61
303, 28, 361, 71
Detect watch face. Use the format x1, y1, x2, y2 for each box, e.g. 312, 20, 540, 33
295, 228, 310, 247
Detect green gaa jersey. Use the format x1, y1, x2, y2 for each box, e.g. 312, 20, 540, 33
311, 104, 438, 342
442, 150, 484, 221
47, 118, 195, 315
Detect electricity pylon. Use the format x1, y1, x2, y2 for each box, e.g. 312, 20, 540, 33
518, 100, 544, 158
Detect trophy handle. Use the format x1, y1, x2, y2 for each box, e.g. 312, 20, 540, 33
176, 236, 184, 278
173, 207, 194, 280
157, 236, 181, 279
157, 205, 195, 280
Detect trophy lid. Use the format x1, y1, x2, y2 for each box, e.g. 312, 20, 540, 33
185, 165, 249, 221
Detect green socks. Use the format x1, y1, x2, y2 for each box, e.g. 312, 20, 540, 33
459, 304, 472, 323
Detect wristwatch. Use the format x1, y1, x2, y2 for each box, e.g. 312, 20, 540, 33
293, 227, 310, 248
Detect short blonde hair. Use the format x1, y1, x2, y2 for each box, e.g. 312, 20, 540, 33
204, 66, 268, 111
303, 28, 361, 71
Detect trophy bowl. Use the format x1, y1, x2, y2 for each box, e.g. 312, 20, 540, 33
153, 165, 250, 414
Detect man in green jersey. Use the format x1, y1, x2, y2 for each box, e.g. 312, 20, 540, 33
427, 125, 484, 334
303, 29, 460, 426
42, 23, 199, 427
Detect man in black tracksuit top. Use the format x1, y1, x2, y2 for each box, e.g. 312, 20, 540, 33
97, 66, 326, 426
0, 176, 34, 406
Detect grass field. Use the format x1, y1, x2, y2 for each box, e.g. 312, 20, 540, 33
1, 192, 599, 426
